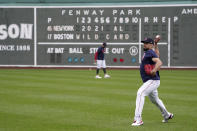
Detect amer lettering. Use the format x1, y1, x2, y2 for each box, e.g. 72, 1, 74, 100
0, 24, 33, 40
182, 8, 197, 15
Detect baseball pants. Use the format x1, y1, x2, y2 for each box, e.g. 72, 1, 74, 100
134, 80, 170, 121
97, 60, 106, 69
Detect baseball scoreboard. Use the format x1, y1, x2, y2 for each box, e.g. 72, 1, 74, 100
0, 4, 197, 67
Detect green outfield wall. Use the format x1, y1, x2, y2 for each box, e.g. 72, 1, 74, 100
0, 0, 197, 68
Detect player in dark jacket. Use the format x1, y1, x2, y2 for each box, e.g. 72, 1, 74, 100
94, 42, 110, 79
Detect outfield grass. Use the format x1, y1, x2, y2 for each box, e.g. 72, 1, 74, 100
0, 69, 197, 131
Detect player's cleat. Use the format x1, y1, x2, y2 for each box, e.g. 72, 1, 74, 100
131, 120, 144, 126
162, 113, 174, 123
104, 74, 110, 78
95, 75, 102, 79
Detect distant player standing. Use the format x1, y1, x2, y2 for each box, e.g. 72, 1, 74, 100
131, 38, 173, 126
94, 42, 110, 79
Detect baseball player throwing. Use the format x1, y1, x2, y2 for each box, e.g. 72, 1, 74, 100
131, 38, 173, 126
94, 42, 110, 79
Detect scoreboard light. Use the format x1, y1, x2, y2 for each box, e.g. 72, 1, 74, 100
80, 57, 85, 63
120, 58, 124, 62
67, 57, 72, 63
131, 57, 136, 63
113, 58, 117, 62
74, 57, 78, 62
